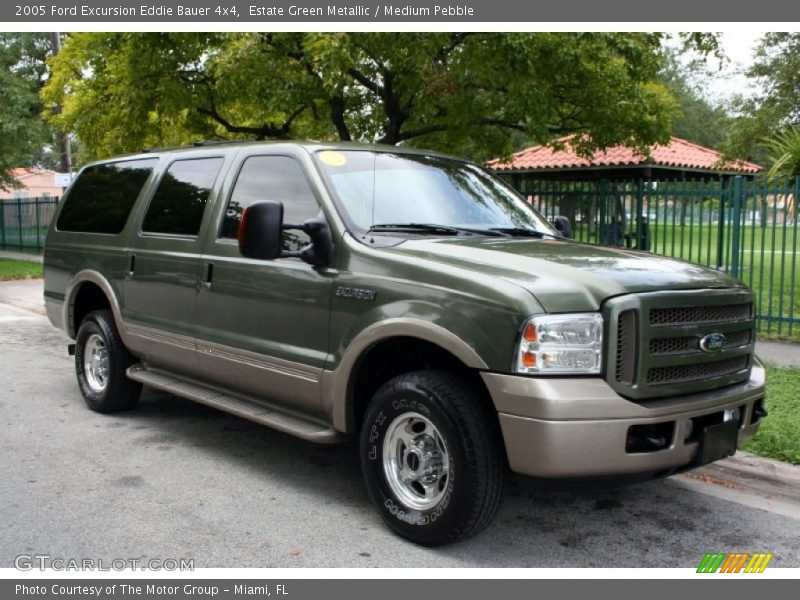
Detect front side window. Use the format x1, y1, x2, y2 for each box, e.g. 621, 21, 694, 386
220, 156, 320, 252
316, 150, 556, 237
142, 157, 224, 236
56, 159, 157, 234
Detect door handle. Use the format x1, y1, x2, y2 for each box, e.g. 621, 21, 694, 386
200, 262, 213, 289
127, 254, 135, 279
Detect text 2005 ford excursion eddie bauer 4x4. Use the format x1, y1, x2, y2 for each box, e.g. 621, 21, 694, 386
44, 141, 767, 546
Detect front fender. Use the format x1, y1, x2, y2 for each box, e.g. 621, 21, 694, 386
322, 299, 508, 433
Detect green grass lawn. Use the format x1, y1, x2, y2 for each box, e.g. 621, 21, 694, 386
742, 365, 800, 465
0, 258, 43, 281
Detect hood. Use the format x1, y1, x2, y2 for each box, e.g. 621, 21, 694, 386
389, 237, 745, 313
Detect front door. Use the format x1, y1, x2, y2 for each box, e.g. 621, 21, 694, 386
196, 153, 335, 416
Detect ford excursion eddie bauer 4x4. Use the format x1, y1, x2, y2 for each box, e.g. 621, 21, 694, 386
44, 141, 766, 546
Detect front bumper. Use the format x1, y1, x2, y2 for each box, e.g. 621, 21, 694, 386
482, 361, 766, 478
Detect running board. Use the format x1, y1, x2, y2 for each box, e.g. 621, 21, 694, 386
126, 365, 345, 444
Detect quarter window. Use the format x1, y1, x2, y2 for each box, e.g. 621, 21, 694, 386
221, 156, 320, 252
56, 159, 157, 234
142, 157, 224, 236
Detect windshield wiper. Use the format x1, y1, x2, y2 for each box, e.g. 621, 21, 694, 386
487, 227, 560, 238
366, 223, 505, 237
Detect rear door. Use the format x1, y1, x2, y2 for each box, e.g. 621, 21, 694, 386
195, 151, 334, 416
123, 155, 226, 377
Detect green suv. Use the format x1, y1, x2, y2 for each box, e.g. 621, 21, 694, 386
44, 141, 766, 546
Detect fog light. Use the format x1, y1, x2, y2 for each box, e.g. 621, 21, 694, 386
723, 408, 740, 423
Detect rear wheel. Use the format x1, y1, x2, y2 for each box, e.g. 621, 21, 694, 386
74, 309, 141, 412
359, 370, 504, 546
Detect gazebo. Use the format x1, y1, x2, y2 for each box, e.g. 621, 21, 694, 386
488, 136, 762, 252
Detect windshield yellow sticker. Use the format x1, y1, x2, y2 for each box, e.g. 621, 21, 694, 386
318, 150, 347, 167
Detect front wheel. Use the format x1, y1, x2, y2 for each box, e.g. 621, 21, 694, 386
359, 370, 505, 546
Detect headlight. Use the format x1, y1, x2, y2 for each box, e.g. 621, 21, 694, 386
516, 313, 603, 374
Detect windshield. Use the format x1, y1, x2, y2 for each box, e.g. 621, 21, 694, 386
315, 150, 557, 236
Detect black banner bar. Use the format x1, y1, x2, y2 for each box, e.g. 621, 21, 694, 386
3, 0, 800, 22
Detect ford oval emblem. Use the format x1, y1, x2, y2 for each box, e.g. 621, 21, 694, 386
699, 332, 726, 353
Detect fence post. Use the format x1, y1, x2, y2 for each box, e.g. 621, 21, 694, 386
35, 197, 41, 251
730, 176, 744, 279
0, 200, 5, 249
17, 197, 23, 250
635, 178, 644, 249
716, 178, 727, 270
598, 178, 608, 245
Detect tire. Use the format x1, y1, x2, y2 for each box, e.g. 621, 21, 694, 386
359, 370, 505, 546
74, 309, 141, 413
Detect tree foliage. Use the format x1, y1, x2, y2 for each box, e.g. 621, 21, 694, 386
762, 126, 800, 180
43, 32, 680, 163
658, 48, 731, 150
725, 33, 800, 164
0, 33, 52, 190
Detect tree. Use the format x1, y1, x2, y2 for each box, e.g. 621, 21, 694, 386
762, 126, 800, 179
0, 33, 52, 190
658, 48, 731, 150
725, 33, 800, 163
42, 32, 680, 163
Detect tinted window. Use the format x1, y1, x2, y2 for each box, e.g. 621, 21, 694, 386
142, 157, 224, 236
56, 159, 157, 234
221, 156, 320, 252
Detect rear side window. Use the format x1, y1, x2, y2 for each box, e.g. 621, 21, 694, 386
56, 159, 157, 234
142, 157, 224, 236
220, 156, 320, 252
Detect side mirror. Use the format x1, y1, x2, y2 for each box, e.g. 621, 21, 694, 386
238, 200, 333, 267
238, 201, 284, 260
551, 215, 572, 238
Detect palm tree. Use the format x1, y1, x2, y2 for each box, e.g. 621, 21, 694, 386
762, 126, 800, 180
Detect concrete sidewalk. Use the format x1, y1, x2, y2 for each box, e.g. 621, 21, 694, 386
0, 278, 45, 315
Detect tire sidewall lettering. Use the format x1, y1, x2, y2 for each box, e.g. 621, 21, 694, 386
363, 390, 455, 527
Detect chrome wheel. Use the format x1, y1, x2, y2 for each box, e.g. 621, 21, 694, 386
83, 333, 109, 393
382, 411, 450, 511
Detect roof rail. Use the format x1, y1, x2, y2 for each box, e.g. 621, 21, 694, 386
141, 139, 259, 153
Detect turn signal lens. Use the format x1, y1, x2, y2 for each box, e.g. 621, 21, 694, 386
522, 352, 537, 367
523, 322, 537, 342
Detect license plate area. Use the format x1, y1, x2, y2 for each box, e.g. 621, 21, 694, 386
694, 419, 738, 465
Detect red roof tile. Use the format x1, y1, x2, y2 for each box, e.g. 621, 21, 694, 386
489, 136, 762, 174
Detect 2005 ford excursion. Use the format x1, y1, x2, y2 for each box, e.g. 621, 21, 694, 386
44, 141, 766, 546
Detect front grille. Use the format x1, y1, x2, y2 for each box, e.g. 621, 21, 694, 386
649, 303, 752, 326
646, 356, 749, 385
605, 290, 755, 401
649, 329, 751, 356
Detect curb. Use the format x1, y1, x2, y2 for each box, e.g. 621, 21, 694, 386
0, 250, 44, 264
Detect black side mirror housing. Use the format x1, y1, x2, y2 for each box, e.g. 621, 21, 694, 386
239, 201, 284, 260
238, 200, 333, 266
551, 215, 572, 238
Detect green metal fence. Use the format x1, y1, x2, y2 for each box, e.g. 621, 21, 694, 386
519, 175, 800, 339
0, 197, 59, 253
2, 182, 799, 339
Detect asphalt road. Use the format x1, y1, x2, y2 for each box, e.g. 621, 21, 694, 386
1, 299, 799, 568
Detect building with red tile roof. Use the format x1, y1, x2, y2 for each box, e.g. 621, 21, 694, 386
489, 136, 762, 178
